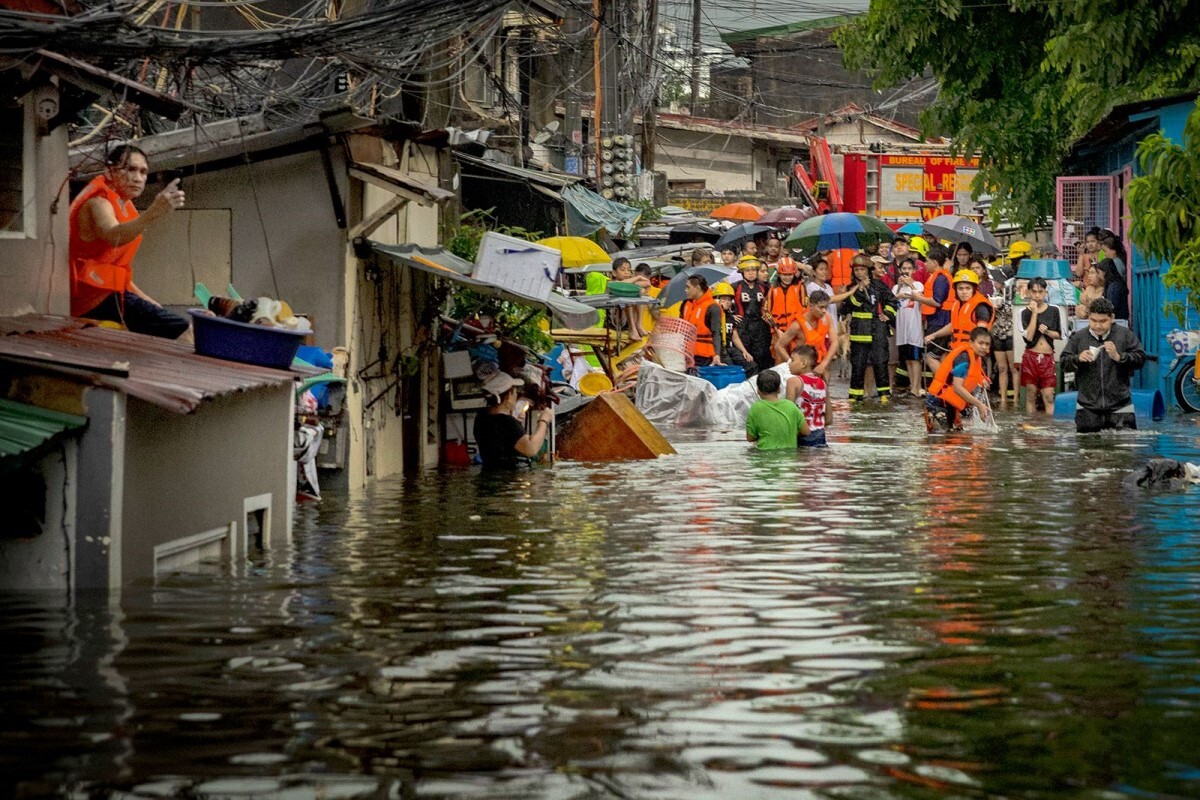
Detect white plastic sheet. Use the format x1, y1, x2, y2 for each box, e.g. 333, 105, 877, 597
634, 362, 792, 430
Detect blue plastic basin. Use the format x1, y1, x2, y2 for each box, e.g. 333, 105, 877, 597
190, 309, 305, 370
1053, 389, 1166, 421
696, 365, 747, 389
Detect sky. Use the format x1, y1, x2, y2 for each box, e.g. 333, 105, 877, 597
660, 0, 870, 47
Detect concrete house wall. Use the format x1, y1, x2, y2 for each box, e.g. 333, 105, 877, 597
341, 140, 444, 485
0, 441, 76, 592
120, 387, 293, 583
655, 128, 756, 191
159, 150, 350, 352
0, 97, 70, 317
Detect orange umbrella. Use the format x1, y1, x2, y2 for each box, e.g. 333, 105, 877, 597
710, 202, 766, 222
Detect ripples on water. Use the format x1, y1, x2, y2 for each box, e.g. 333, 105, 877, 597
2, 403, 1200, 799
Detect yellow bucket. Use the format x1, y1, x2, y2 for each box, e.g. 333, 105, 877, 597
578, 372, 613, 396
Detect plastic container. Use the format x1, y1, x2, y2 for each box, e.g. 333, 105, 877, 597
1053, 389, 1166, 421
696, 364, 747, 389
579, 372, 614, 396
190, 310, 305, 370
1016, 259, 1074, 281
472, 231, 561, 301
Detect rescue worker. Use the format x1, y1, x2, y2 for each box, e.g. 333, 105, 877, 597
730, 255, 773, 375
69, 144, 189, 339
925, 326, 994, 433
766, 258, 806, 360
680, 274, 726, 367
775, 290, 838, 374
841, 254, 897, 405
925, 270, 995, 349
712, 282, 750, 373
910, 248, 954, 372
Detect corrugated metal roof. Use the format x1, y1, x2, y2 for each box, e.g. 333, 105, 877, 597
0, 397, 87, 465
0, 316, 297, 415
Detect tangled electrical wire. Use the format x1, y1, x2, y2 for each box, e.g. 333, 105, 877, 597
2, 0, 532, 141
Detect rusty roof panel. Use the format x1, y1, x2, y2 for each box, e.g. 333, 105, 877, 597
0, 315, 297, 414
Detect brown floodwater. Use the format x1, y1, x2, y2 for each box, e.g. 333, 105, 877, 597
3, 402, 1200, 799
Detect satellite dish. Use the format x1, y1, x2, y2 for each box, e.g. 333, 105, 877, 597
532, 121, 560, 144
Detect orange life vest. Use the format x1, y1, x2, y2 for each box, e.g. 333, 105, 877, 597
796, 312, 831, 361
69, 175, 141, 316
928, 343, 986, 410
768, 281, 806, 331
921, 268, 954, 317
683, 291, 719, 359
950, 291, 994, 345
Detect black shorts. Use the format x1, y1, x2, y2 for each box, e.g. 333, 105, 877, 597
926, 336, 952, 357
992, 336, 1013, 351
898, 344, 924, 362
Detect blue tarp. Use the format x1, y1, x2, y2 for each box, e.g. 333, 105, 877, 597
562, 184, 642, 238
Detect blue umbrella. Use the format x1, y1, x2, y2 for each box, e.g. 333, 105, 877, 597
714, 222, 775, 252
783, 212, 896, 254
898, 222, 925, 235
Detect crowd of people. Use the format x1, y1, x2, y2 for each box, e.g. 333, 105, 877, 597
649, 228, 1145, 444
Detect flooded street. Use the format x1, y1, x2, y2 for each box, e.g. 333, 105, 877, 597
4, 404, 1200, 799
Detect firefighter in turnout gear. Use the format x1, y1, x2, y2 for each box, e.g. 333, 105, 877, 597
840, 253, 897, 405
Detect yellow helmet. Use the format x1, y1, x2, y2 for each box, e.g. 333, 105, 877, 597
909, 235, 929, 257
952, 269, 979, 285
737, 255, 763, 270
1006, 240, 1032, 260
711, 282, 735, 298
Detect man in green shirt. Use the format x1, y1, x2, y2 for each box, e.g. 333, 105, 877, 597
746, 369, 808, 450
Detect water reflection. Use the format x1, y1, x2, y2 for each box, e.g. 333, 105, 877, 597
1, 406, 1199, 798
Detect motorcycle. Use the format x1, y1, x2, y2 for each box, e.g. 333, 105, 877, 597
1165, 328, 1200, 412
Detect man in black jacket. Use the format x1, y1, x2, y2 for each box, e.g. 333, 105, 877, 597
1060, 297, 1146, 432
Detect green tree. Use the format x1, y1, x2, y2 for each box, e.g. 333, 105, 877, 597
1127, 101, 1200, 324
836, 1, 1200, 230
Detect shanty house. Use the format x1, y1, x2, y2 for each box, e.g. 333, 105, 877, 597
0, 316, 295, 590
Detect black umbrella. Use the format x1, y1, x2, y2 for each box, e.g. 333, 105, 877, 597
668, 221, 724, 245
714, 222, 776, 252
922, 214, 1001, 256
657, 265, 732, 308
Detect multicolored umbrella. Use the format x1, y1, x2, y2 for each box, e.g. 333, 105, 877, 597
898, 221, 925, 236
757, 205, 816, 227
536, 236, 609, 268
710, 202, 766, 222
922, 214, 1000, 255
783, 212, 896, 255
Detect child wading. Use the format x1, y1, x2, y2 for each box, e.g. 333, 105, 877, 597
925, 327, 994, 433
1019, 277, 1062, 414
746, 369, 808, 450
786, 345, 830, 447
840, 253, 897, 405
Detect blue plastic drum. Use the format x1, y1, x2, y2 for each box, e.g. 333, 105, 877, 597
1053, 389, 1166, 421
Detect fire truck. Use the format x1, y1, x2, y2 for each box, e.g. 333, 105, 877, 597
793, 140, 982, 223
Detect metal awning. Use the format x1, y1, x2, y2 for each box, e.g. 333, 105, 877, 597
0, 398, 87, 470
370, 242, 600, 330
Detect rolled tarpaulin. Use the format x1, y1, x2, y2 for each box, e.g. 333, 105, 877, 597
1053, 390, 1166, 421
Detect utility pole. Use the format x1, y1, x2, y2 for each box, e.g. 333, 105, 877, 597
517, 27, 532, 167
563, 5, 584, 175
689, 0, 701, 115
641, 0, 658, 171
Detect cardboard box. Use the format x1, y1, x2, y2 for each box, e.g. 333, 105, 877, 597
472, 231, 561, 302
